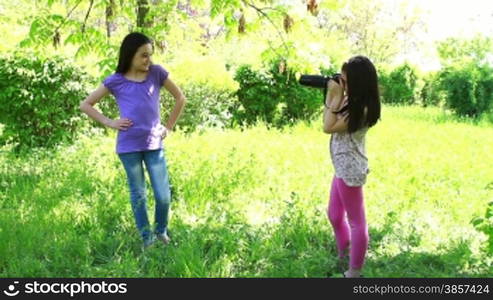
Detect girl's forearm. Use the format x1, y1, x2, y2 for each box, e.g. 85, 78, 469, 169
323, 106, 337, 130
323, 93, 343, 131
165, 96, 186, 130
80, 103, 112, 127
328, 93, 344, 111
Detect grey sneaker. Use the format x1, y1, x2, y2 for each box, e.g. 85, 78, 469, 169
156, 232, 170, 245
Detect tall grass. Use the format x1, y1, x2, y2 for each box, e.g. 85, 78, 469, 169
0, 105, 491, 277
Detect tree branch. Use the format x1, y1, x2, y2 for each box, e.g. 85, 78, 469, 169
81, 0, 95, 34
106, 0, 115, 39
54, 0, 84, 33
242, 0, 290, 57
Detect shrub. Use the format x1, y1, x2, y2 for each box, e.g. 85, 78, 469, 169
419, 72, 446, 107
0, 54, 92, 150
233, 60, 323, 127
269, 61, 322, 126
439, 63, 493, 117
380, 63, 418, 105
472, 201, 493, 255
232, 65, 278, 126
161, 84, 236, 133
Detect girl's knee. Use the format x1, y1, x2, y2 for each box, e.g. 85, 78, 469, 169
328, 210, 344, 226
156, 192, 171, 205
130, 188, 146, 199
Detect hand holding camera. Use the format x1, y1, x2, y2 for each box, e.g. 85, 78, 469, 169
327, 78, 343, 99
299, 73, 344, 108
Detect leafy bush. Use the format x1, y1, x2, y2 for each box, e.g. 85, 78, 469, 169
161, 83, 236, 133
380, 63, 418, 105
154, 55, 239, 132
435, 35, 493, 118
0, 54, 92, 150
438, 63, 493, 117
419, 72, 446, 107
472, 201, 493, 255
232, 65, 278, 126
269, 61, 323, 126
233, 60, 323, 127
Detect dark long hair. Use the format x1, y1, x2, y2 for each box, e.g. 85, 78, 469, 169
115, 32, 152, 74
338, 56, 381, 133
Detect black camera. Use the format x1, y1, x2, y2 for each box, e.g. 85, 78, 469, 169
299, 73, 342, 88
299, 73, 342, 105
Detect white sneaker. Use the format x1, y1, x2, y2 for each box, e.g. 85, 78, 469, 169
156, 233, 170, 245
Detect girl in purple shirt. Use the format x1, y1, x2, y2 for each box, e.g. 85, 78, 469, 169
80, 32, 186, 249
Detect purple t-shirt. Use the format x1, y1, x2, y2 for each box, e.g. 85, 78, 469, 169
103, 64, 169, 154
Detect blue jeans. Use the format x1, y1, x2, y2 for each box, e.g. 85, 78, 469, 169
118, 149, 171, 242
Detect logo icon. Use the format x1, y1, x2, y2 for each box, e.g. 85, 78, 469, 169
3, 281, 20, 297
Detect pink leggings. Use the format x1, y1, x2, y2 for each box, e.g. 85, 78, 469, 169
327, 176, 369, 270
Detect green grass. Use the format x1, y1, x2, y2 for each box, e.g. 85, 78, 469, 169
0, 105, 492, 277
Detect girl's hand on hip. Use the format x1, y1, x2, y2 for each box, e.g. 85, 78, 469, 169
160, 125, 171, 139
108, 118, 133, 130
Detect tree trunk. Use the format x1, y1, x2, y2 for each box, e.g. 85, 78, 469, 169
105, 0, 115, 39
137, 0, 151, 28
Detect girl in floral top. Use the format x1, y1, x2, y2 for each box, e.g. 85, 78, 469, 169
323, 56, 381, 277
